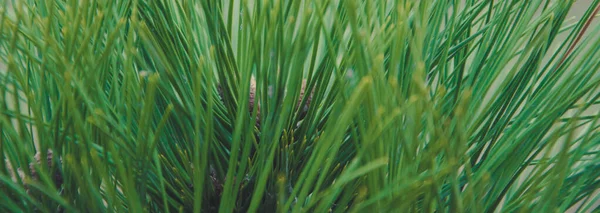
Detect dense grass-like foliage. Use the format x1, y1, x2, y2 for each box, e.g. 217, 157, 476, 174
1, 0, 600, 212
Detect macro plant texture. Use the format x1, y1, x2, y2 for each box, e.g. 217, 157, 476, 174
1, 0, 600, 212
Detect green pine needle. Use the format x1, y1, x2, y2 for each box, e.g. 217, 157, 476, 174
1, 0, 600, 212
